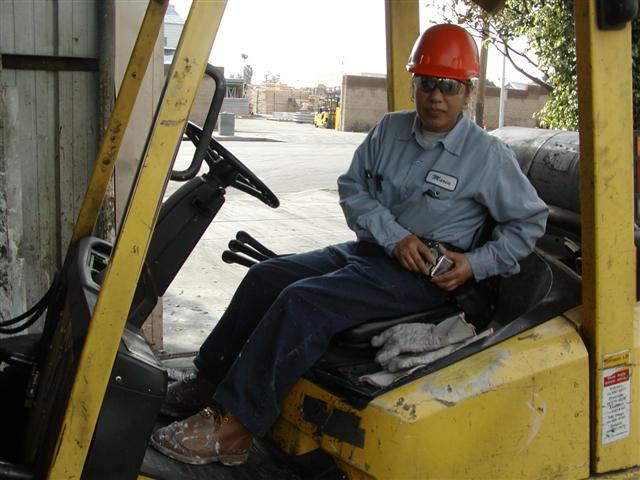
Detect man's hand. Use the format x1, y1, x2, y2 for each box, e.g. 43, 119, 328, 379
431, 244, 474, 291
392, 234, 436, 274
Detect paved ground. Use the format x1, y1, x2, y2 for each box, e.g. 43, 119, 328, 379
161, 117, 367, 354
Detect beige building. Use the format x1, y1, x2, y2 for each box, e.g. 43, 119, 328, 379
339, 75, 388, 132
249, 84, 313, 115
482, 83, 549, 130
337, 75, 549, 133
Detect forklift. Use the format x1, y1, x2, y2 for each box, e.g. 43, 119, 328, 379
0, 0, 639, 479
314, 95, 340, 129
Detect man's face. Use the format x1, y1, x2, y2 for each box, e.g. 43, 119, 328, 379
413, 75, 469, 133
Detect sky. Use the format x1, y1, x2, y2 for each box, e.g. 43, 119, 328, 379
171, 0, 540, 88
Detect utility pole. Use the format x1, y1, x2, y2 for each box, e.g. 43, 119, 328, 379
498, 49, 507, 128
475, 19, 489, 128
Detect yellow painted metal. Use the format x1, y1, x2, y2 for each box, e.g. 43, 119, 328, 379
46, 1, 227, 478
384, 0, 419, 112
574, 0, 639, 473
274, 316, 589, 479
592, 466, 640, 479
71, 0, 168, 244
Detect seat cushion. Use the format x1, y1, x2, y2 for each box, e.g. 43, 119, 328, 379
332, 303, 461, 349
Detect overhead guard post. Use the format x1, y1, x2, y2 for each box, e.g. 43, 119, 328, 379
575, 0, 639, 472
384, 0, 419, 112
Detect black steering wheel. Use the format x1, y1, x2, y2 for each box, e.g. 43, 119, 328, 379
183, 122, 279, 208
168, 65, 278, 208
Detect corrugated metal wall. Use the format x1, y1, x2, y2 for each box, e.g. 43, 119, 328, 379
0, 0, 100, 323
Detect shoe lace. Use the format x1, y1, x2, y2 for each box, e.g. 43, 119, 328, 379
201, 405, 225, 425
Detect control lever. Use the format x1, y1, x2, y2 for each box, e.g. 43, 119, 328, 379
236, 231, 278, 258
228, 239, 270, 262
222, 250, 256, 268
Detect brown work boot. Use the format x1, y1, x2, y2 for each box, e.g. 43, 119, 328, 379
160, 371, 216, 419
150, 404, 252, 466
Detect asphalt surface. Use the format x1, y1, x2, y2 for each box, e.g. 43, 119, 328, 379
161, 117, 367, 354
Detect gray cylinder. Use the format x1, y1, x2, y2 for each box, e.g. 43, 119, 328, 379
491, 127, 581, 214
218, 112, 235, 136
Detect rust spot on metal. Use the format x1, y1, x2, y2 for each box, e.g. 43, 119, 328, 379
434, 398, 457, 408
517, 333, 541, 341
160, 118, 186, 126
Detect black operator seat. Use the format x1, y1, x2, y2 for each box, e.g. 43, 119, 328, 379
332, 217, 500, 349
330, 250, 554, 350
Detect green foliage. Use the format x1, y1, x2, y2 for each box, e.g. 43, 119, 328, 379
438, 1, 639, 131
243, 64, 253, 85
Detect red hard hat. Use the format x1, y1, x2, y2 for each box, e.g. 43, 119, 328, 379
406, 24, 480, 81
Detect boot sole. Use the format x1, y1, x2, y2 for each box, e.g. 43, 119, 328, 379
150, 437, 250, 466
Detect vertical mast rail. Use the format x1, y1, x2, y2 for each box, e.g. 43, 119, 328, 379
47, 1, 227, 478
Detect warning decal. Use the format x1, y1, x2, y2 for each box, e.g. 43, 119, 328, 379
602, 357, 631, 445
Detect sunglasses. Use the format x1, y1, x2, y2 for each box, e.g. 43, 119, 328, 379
415, 76, 468, 96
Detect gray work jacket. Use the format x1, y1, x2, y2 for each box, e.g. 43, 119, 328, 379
337, 110, 548, 281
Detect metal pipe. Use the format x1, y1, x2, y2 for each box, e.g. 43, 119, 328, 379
171, 64, 226, 181
498, 51, 507, 128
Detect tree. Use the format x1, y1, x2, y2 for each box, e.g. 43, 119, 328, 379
286, 98, 299, 112
240, 53, 253, 85
243, 64, 253, 85
437, 1, 640, 130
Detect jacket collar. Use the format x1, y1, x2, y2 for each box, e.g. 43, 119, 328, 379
409, 112, 470, 157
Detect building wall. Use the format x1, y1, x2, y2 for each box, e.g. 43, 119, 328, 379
0, 0, 100, 323
187, 72, 251, 127
340, 75, 388, 132
189, 75, 216, 127
221, 98, 250, 116
114, 1, 165, 225
482, 85, 549, 129
338, 74, 549, 133
164, 22, 182, 51
114, 0, 166, 346
250, 84, 312, 115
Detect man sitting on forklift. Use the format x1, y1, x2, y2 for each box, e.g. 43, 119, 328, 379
150, 24, 549, 466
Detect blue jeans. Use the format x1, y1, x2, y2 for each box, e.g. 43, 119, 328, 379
194, 241, 448, 436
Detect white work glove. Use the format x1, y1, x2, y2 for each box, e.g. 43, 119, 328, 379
380, 346, 460, 373
371, 315, 475, 371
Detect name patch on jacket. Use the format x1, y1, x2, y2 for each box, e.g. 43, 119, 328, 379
425, 170, 458, 191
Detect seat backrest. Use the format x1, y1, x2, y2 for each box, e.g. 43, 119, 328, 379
489, 252, 553, 328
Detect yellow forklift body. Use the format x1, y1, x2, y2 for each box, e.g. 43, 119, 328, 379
273, 316, 590, 479
314, 111, 330, 128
